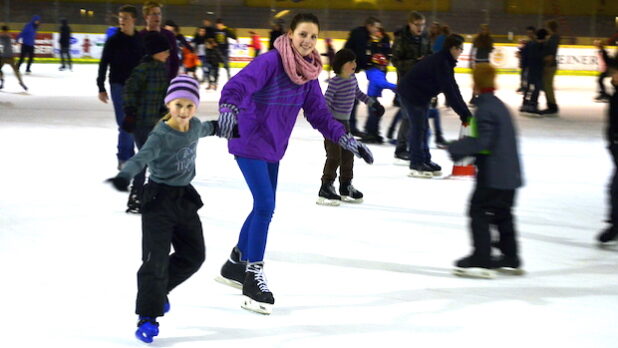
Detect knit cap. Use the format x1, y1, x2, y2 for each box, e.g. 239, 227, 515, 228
165, 74, 200, 106
144, 31, 170, 55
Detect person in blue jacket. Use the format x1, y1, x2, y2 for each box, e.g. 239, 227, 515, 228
362, 53, 395, 143
16, 15, 41, 73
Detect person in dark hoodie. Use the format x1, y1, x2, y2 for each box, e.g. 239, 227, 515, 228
519, 28, 547, 116
58, 19, 72, 71
398, 33, 472, 178
139, 1, 179, 81
97, 5, 145, 172
16, 15, 40, 74
596, 44, 618, 245
447, 63, 524, 279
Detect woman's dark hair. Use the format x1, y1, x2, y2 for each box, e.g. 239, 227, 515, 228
290, 13, 320, 31
443, 34, 465, 51
332, 48, 356, 74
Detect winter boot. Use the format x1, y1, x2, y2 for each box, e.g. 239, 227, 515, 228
409, 163, 435, 178
216, 247, 247, 289
135, 317, 159, 343
339, 181, 363, 203
597, 226, 618, 244
317, 182, 341, 206
242, 262, 275, 315
453, 254, 496, 279
426, 161, 442, 176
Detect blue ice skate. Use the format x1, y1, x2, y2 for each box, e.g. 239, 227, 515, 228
135, 317, 159, 343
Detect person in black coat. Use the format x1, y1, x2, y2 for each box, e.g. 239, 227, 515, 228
344, 16, 382, 136
597, 49, 618, 244
520, 28, 547, 115
268, 22, 284, 51
447, 63, 524, 278
59, 19, 72, 71
398, 34, 472, 177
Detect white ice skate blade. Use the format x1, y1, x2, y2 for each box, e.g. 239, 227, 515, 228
214, 275, 243, 290
496, 267, 525, 276
432, 171, 442, 176
241, 296, 272, 315
520, 111, 542, 118
408, 170, 434, 178
453, 267, 497, 279
393, 158, 410, 166
341, 196, 363, 204
316, 197, 341, 206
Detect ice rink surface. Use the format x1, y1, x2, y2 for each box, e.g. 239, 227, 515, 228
1, 64, 617, 348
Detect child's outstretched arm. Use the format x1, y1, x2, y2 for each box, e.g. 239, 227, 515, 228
106, 134, 162, 191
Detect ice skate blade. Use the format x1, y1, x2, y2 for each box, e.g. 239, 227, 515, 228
432, 171, 442, 176
408, 170, 434, 178
496, 267, 525, 276
341, 196, 363, 203
393, 158, 410, 166
241, 296, 273, 315
453, 267, 496, 279
316, 197, 341, 206
520, 112, 542, 118
215, 275, 243, 290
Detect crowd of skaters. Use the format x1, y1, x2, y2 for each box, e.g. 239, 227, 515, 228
1, 1, 618, 343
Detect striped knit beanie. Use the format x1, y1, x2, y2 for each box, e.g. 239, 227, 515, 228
164, 74, 200, 107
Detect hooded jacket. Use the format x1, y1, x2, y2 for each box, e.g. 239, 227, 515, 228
17, 15, 40, 46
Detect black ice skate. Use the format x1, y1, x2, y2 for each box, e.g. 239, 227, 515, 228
242, 262, 275, 315
393, 151, 410, 166
216, 247, 247, 289
135, 317, 159, 343
339, 182, 363, 203
316, 182, 341, 206
426, 162, 442, 176
492, 255, 525, 275
409, 163, 435, 178
453, 255, 497, 279
597, 227, 618, 245
540, 103, 559, 117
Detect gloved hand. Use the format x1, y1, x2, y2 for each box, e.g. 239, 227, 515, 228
338, 133, 374, 164
370, 100, 385, 118
106, 176, 130, 192
460, 114, 471, 127
217, 103, 239, 139
122, 106, 137, 133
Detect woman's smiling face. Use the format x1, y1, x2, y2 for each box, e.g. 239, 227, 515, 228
288, 22, 319, 57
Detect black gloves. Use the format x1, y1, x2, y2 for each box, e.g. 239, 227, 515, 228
106, 176, 130, 192
122, 106, 137, 133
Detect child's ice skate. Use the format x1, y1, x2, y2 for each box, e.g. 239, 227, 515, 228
216, 247, 247, 289
241, 262, 274, 315
339, 182, 363, 203
408, 163, 434, 178
316, 182, 341, 206
135, 317, 159, 343
453, 255, 497, 279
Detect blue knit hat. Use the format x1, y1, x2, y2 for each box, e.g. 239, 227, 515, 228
165, 75, 200, 107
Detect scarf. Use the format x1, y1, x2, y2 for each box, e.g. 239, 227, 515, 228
274, 35, 322, 85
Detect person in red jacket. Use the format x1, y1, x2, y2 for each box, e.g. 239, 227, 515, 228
248, 31, 262, 58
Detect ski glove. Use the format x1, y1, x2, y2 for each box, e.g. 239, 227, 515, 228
106, 176, 130, 192
339, 133, 374, 164
122, 106, 137, 133
217, 103, 239, 139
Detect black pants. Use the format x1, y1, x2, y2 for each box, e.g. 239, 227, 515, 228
349, 98, 359, 133
608, 144, 618, 226
17, 44, 34, 72
60, 46, 72, 69
468, 185, 518, 261
321, 120, 353, 184
136, 182, 205, 317
599, 71, 609, 96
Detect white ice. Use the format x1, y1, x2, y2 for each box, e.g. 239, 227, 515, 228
0, 64, 617, 348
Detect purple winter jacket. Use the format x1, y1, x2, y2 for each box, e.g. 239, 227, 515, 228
220, 49, 346, 162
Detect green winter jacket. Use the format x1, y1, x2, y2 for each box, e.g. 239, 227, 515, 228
391, 25, 432, 78
123, 56, 169, 130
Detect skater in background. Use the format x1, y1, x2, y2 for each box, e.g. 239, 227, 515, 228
268, 21, 284, 51
398, 34, 471, 178
107, 75, 218, 344
139, 1, 179, 81
204, 38, 224, 90
519, 28, 547, 116
447, 63, 524, 278
16, 15, 40, 74
469, 24, 494, 105
361, 52, 394, 144
321, 37, 335, 81
215, 13, 373, 315
182, 43, 199, 80
121, 31, 171, 214
391, 11, 432, 161
0, 26, 28, 91
58, 19, 72, 71
318, 48, 380, 206
192, 26, 209, 82
597, 45, 618, 244
97, 4, 145, 171
164, 19, 193, 71
248, 31, 262, 58
541, 20, 560, 116
516, 26, 536, 93
213, 18, 237, 80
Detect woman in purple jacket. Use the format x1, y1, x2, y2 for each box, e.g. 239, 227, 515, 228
214, 13, 373, 315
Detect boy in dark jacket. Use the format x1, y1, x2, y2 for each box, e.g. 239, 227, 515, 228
520, 29, 547, 116
597, 50, 618, 244
121, 31, 170, 213
398, 34, 472, 178
448, 63, 524, 279
205, 38, 224, 90
58, 19, 72, 71
16, 15, 40, 73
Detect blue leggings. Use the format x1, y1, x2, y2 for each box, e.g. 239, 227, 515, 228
235, 157, 279, 263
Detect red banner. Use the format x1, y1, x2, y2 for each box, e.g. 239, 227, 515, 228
9, 32, 54, 58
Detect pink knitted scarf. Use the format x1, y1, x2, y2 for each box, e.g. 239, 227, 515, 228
274, 35, 322, 85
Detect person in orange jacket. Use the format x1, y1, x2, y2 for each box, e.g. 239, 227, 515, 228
248, 31, 262, 57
